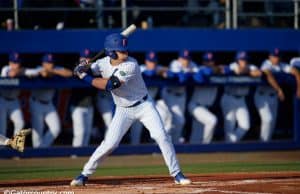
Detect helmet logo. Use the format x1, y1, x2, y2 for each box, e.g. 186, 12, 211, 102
149, 52, 155, 59
48, 54, 52, 60
119, 71, 126, 76
85, 49, 90, 55
207, 53, 213, 59
14, 53, 19, 59
184, 50, 189, 57
275, 48, 279, 54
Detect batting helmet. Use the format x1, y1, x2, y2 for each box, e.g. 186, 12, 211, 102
104, 33, 128, 59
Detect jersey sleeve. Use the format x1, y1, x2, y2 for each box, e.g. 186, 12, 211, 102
169, 60, 182, 73
249, 64, 258, 71
282, 64, 291, 73
90, 60, 102, 76
229, 62, 237, 71
24, 67, 42, 76
1, 66, 8, 77
260, 60, 271, 71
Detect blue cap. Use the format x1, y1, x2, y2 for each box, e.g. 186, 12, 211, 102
42, 53, 54, 63
145, 51, 158, 62
9, 52, 21, 63
269, 48, 280, 57
80, 49, 92, 58
235, 51, 248, 61
104, 33, 128, 52
179, 49, 191, 60
202, 52, 214, 62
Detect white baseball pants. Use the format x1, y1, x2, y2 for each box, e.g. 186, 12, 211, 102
81, 98, 181, 177
188, 101, 217, 144
254, 92, 278, 142
30, 99, 61, 148
0, 98, 24, 136
71, 106, 94, 147
130, 99, 172, 145
221, 94, 250, 143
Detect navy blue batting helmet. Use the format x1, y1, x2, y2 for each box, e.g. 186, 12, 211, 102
104, 33, 128, 59
235, 51, 248, 61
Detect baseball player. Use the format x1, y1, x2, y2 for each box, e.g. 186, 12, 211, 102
0, 52, 25, 137
30, 54, 72, 148
254, 48, 300, 142
0, 129, 31, 152
70, 49, 96, 147
289, 56, 300, 98
71, 33, 191, 186
188, 52, 220, 144
221, 51, 262, 143
161, 49, 198, 143
130, 51, 172, 145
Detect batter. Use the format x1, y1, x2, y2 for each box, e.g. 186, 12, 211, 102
71, 33, 191, 186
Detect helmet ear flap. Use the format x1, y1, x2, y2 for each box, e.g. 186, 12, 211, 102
105, 49, 118, 59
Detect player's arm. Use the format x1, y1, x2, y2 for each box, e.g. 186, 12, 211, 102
49, 67, 73, 77
262, 70, 285, 101
290, 67, 300, 98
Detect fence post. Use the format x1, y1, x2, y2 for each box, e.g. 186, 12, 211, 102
232, 0, 237, 29
225, 0, 231, 29
121, 0, 127, 29
13, 0, 19, 30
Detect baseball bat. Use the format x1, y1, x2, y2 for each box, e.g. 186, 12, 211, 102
89, 24, 137, 63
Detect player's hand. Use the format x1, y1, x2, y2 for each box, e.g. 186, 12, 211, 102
277, 89, 285, 101
74, 60, 90, 79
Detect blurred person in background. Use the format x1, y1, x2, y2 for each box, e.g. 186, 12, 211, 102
255, 49, 300, 142
221, 51, 261, 143
188, 52, 221, 144
130, 51, 172, 145
162, 49, 198, 143
0, 52, 25, 137
30, 54, 72, 148
70, 49, 96, 147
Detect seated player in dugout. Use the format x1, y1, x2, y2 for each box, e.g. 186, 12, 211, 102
71, 33, 191, 186
188, 52, 224, 144
29, 54, 72, 148
130, 51, 172, 145
255, 48, 300, 142
161, 49, 198, 144
220, 51, 262, 143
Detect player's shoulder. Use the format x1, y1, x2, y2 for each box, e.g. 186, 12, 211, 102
248, 64, 258, 70
290, 57, 300, 68
1, 65, 10, 76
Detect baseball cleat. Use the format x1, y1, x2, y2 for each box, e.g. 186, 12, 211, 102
70, 174, 88, 186
174, 172, 192, 185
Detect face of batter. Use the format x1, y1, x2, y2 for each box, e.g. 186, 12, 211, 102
269, 55, 280, 65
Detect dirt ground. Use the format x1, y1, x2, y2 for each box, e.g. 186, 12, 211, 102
1, 172, 300, 194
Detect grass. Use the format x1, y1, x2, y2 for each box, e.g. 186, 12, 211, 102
1, 161, 300, 181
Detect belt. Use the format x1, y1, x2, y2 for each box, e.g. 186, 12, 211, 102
258, 91, 276, 97
127, 95, 148, 108
32, 97, 51, 104
167, 89, 184, 96
1, 96, 17, 101
226, 93, 244, 99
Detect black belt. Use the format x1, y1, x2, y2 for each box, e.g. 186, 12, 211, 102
127, 95, 148, 108
258, 91, 276, 97
167, 89, 184, 96
226, 93, 244, 99
32, 97, 51, 104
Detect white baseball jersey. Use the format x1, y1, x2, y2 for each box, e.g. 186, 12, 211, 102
91, 56, 148, 107
1, 66, 20, 99
224, 62, 258, 96
290, 57, 300, 69
166, 60, 198, 94
257, 60, 291, 95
